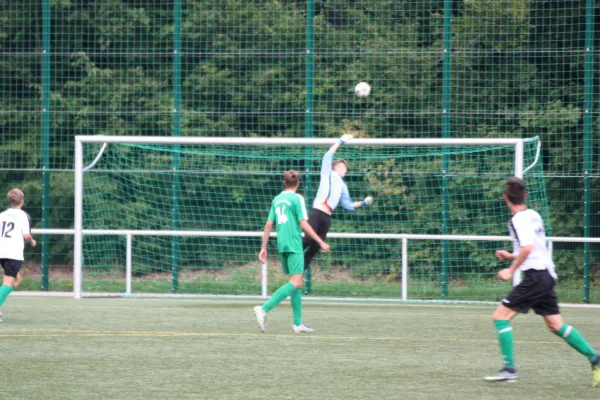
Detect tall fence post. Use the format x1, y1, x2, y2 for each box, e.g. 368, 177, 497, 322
171, 0, 182, 294
40, 0, 51, 290
440, 0, 453, 297
582, 0, 595, 304
73, 139, 83, 299
304, 0, 315, 295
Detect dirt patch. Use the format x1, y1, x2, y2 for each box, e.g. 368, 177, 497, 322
20, 265, 73, 280
15, 263, 380, 283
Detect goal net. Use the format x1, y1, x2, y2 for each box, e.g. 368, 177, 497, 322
74, 136, 548, 301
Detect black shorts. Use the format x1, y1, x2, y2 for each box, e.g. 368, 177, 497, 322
501, 269, 559, 315
0, 259, 22, 278
304, 209, 332, 242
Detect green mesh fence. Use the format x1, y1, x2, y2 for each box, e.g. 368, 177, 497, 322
78, 138, 546, 299
1, 0, 599, 301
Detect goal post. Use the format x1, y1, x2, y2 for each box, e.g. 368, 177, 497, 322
74, 136, 544, 300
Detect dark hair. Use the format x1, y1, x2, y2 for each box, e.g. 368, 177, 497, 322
283, 170, 300, 188
505, 177, 526, 204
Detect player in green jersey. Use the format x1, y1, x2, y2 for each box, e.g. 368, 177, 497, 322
254, 170, 330, 333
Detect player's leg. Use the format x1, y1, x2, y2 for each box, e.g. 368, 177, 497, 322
13, 270, 23, 288
542, 314, 600, 387
254, 253, 297, 332
285, 253, 313, 333
262, 253, 298, 313
545, 314, 598, 361
301, 210, 317, 254
483, 304, 519, 382
0, 259, 18, 305
303, 210, 331, 271
484, 277, 534, 382
0, 259, 20, 322
531, 270, 600, 387
303, 210, 323, 270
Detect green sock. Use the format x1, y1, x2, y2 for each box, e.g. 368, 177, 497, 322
555, 323, 598, 362
495, 320, 516, 369
262, 282, 296, 313
0, 284, 14, 307
290, 288, 302, 326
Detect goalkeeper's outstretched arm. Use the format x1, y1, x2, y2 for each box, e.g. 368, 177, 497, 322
320, 135, 352, 176
340, 185, 373, 211
329, 134, 353, 154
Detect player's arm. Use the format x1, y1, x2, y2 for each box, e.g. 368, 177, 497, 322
258, 220, 274, 264
340, 185, 373, 211
507, 245, 532, 273
495, 249, 515, 261
320, 149, 335, 177
23, 233, 36, 247
497, 215, 534, 280
497, 245, 531, 280
22, 213, 36, 247
295, 194, 328, 252
299, 220, 330, 252
259, 205, 276, 263
328, 134, 353, 155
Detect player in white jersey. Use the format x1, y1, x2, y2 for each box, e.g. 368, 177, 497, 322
0, 188, 37, 322
484, 178, 600, 387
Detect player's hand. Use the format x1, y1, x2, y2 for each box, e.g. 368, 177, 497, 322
339, 134, 353, 145
363, 196, 373, 206
495, 250, 512, 261
320, 242, 330, 253
30, 239, 37, 248
497, 268, 513, 281
258, 248, 267, 264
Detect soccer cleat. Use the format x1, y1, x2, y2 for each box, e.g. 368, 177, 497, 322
592, 356, 600, 388
253, 306, 267, 332
484, 368, 519, 383
292, 324, 315, 334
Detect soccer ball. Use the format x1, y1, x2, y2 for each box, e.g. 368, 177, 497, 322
354, 82, 371, 98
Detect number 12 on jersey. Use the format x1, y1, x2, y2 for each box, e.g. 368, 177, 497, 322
0, 221, 15, 238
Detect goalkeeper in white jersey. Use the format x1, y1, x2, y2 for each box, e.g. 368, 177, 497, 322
0, 188, 37, 322
302, 134, 373, 272
484, 177, 600, 387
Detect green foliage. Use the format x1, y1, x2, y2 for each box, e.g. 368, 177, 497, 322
1, 0, 598, 283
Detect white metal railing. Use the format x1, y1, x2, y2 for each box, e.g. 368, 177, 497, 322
32, 228, 600, 299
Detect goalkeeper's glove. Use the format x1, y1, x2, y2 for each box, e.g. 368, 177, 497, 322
339, 134, 354, 145
361, 196, 373, 207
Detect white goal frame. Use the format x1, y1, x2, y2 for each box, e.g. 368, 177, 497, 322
74, 136, 536, 299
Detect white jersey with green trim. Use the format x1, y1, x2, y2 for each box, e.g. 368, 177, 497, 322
508, 208, 557, 279
0, 208, 31, 261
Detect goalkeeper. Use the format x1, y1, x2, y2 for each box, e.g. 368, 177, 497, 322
303, 134, 373, 271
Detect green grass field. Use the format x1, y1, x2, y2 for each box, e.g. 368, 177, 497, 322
17, 269, 599, 303
2, 297, 600, 399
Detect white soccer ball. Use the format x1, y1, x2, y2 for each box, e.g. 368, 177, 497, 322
354, 82, 371, 98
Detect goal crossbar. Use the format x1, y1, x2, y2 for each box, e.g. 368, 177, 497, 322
75, 135, 530, 146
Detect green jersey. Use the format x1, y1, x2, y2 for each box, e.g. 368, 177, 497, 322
267, 191, 308, 254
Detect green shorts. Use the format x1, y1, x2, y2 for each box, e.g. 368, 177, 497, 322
279, 252, 304, 276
